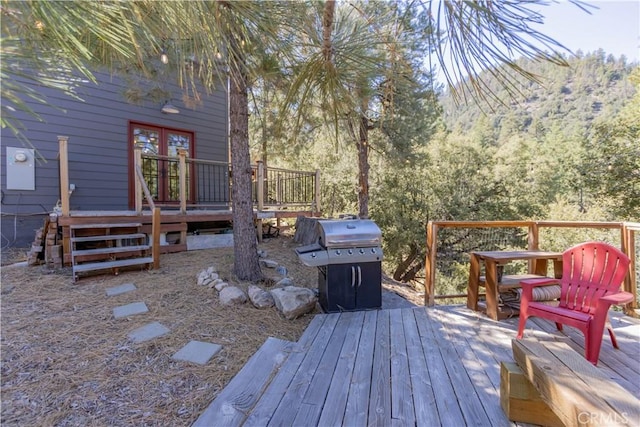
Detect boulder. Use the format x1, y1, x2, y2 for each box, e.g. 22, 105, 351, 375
219, 286, 247, 306
270, 286, 317, 320
248, 285, 275, 309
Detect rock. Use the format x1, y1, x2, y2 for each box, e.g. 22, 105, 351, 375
219, 286, 247, 306
275, 266, 288, 277
257, 249, 267, 258
259, 259, 279, 268
197, 267, 219, 286
270, 286, 317, 320
247, 285, 275, 309
197, 272, 209, 286
214, 281, 230, 292
275, 278, 294, 287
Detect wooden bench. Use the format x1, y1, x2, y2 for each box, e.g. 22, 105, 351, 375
501, 339, 640, 426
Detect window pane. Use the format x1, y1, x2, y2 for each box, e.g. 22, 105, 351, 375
167, 133, 190, 157
134, 128, 159, 154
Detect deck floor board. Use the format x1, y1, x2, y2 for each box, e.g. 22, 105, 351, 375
317, 311, 365, 427
196, 305, 640, 426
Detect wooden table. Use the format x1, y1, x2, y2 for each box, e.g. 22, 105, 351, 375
467, 250, 563, 320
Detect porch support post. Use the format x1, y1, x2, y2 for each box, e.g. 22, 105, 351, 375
257, 161, 264, 211
178, 149, 187, 214
314, 169, 321, 215
58, 136, 70, 216
134, 147, 143, 214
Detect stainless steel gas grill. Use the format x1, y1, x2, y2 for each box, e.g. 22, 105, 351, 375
295, 219, 383, 313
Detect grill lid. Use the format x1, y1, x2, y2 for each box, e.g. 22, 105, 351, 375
318, 219, 381, 249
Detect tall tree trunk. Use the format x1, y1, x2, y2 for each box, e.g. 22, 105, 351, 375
229, 34, 263, 282
357, 108, 370, 219
322, 1, 335, 66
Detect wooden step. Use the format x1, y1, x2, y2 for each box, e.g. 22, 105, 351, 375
71, 233, 147, 243
73, 256, 153, 274
243, 314, 332, 426
72, 245, 150, 257
193, 337, 296, 427
70, 222, 142, 230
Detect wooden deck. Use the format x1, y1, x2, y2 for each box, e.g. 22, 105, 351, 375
194, 305, 640, 426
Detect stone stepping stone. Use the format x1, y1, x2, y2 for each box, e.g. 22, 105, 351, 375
106, 283, 137, 296
128, 322, 170, 343
172, 340, 223, 365
113, 302, 148, 319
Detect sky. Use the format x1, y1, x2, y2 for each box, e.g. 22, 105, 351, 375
534, 0, 639, 62
436, 0, 640, 85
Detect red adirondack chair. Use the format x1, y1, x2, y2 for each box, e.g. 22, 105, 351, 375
516, 241, 633, 365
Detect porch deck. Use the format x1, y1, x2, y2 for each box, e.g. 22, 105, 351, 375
55, 208, 314, 264
194, 305, 640, 426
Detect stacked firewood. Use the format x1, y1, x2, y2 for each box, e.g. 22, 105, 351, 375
27, 214, 62, 268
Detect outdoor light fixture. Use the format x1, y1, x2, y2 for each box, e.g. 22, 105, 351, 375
161, 101, 180, 114
160, 49, 169, 64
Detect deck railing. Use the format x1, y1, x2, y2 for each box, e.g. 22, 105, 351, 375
254, 162, 320, 211
424, 220, 639, 316
134, 151, 320, 213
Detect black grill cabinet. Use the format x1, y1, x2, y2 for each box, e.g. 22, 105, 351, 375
295, 219, 383, 313
318, 261, 382, 312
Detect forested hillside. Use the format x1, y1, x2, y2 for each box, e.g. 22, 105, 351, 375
441, 50, 635, 139
252, 51, 639, 289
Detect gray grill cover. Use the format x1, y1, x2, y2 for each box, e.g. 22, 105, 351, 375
317, 219, 381, 249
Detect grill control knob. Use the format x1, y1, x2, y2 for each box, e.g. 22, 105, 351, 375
336, 250, 341, 255
311, 253, 316, 258
370, 248, 376, 254
359, 249, 365, 254
348, 249, 353, 255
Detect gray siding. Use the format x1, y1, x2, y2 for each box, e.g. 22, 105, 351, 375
1, 70, 229, 247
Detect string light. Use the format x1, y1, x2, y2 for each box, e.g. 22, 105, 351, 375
160, 50, 169, 64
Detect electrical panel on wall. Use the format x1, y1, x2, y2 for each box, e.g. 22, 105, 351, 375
6, 147, 35, 190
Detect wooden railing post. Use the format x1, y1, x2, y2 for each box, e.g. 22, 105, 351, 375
314, 169, 321, 215
528, 222, 539, 250
621, 223, 636, 315
58, 136, 70, 216
178, 149, 187, 214
134, 147, 143, 214
528, 222, 539, 273
424, 221, 438, 306
152, 207, 161, 269
257, 161, 265, 211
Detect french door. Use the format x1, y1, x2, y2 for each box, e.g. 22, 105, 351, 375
130, 123, 195, 205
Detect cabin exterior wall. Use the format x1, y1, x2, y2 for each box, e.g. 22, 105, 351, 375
1, 70, 229, 247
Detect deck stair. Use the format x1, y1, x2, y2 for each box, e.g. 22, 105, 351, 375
70, 222, 152, 282
193, 314, 328, 427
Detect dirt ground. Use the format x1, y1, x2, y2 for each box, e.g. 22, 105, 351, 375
0, 232, 421, 426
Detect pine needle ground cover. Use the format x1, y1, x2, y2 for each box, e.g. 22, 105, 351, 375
1, 235, 318, 426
